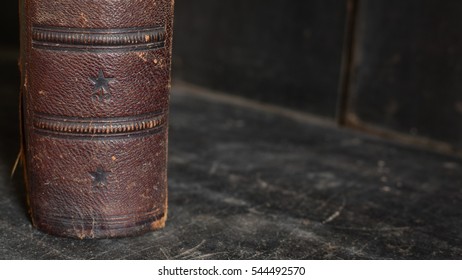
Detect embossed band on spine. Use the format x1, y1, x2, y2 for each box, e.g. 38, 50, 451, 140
32, 26, 166, 52
33, 111, 167, 139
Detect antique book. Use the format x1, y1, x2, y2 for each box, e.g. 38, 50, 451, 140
18, 0, 174, 238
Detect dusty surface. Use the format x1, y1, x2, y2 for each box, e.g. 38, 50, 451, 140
0, 83, 461, 259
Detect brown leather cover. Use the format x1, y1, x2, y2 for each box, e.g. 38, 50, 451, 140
19, 0, 174, 239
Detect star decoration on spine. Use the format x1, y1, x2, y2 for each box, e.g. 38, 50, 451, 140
89, 166, 110, 188
90, 69, 114, 101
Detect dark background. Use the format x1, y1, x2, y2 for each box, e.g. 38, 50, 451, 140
0, 0, 462, 260
1, 0, 462, 155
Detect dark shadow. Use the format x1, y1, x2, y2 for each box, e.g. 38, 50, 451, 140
0, 51, 29, 221
0, 0, 27, 221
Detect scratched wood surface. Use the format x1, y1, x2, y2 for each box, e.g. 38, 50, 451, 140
0, 77, 462, 259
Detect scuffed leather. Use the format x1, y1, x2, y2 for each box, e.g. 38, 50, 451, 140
20, 0, 174, 239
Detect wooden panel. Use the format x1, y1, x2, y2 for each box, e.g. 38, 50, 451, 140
346, 1, 462, 152
172, 0, 347, 118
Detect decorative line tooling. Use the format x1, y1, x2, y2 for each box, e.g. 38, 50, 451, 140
36, 212, 166, 228
33, 111, 167, 139
32, 26, 166, 52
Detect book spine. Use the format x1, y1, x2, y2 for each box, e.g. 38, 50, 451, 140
19, 0, 174, 238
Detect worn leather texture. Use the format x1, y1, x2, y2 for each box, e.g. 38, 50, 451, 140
19, 0, 174, 239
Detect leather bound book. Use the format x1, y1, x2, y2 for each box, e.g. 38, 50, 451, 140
19, 0, 174, 238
